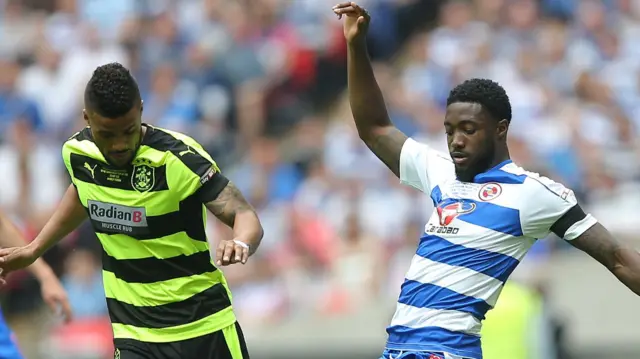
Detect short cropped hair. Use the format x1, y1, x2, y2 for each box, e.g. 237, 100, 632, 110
446, 78, 512, 123
84, 62, 141, 118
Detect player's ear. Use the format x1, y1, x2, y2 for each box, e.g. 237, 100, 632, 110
496, 119, 508, 140
140, 100, 144, 114
82, 109, 89, 123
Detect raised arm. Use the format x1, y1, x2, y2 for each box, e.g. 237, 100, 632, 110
205, 181, 263, 266
335, 2, 408, 177
569, 223, 640, 295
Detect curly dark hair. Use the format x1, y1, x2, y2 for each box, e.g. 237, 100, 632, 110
446, 78, 512, 123
84, 62, 141, 118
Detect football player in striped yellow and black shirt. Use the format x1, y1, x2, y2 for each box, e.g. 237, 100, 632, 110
0, 63, 264, 359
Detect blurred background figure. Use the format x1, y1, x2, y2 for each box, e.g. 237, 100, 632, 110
0, 0, 639, 358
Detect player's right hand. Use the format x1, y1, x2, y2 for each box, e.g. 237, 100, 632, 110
215, 238, 250, 266
0, 245, 38, 276
333, 2, 370, 44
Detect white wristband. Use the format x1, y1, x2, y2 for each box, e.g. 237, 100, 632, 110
233, 240, 249, 250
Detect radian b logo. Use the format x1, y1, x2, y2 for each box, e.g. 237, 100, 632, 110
87, 200, 147, 234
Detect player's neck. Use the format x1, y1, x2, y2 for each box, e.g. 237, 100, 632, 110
489, 147, 510, 168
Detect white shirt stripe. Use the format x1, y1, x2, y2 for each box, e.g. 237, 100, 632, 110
405, 255, 504, 307
390, 303, 482, 336
424, 215, 536, 260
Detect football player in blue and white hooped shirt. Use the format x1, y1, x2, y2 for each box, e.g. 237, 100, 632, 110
333, 2, 640, 359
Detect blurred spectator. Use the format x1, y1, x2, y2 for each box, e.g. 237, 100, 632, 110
61, 249, 107, 320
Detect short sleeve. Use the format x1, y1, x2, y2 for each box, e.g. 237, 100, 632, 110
399, 138, 455, 193
520, 176, 597, 240
62, 140, 78, 187
172, 143, 229, 203
62, 142, 72, 177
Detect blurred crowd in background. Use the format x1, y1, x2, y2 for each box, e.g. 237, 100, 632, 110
0, 0, 640, 358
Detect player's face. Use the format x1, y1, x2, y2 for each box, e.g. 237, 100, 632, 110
84, 102, 144, 167
444, 102, 500, 182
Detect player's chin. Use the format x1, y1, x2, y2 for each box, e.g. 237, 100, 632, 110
454, 165, 476, 182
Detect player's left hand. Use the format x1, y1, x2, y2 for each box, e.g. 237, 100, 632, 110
39, 274, 73, 324
216, 239, 249, 266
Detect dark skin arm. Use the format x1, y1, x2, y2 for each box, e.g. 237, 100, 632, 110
0, 184, 87, 271
570, 223, 640, 296
335, 2, 408, 177
0, 212, 73, 322
205, 181, 263, 266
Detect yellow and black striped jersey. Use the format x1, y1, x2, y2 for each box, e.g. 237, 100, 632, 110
62, 124, 236, 343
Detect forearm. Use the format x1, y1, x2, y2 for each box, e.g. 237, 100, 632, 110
347, 40, 392, 135
231, 210, 263, 256
30, 185, 87, 258
206, 181, 264, 257
0, 213, 55, 281
611, 247, 640, 296
570, 223, 640, 296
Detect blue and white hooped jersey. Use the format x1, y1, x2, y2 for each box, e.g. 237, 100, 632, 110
386, 138, 597, 359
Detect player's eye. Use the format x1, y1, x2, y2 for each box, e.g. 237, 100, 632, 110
463, 128, 476, 135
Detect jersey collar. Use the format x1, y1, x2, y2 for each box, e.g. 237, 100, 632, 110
472, 159, 513, 184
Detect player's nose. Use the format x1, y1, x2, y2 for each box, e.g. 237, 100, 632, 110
450, 133, 466, 149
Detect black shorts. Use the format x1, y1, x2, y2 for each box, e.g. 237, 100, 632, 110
114, 322, 250, 359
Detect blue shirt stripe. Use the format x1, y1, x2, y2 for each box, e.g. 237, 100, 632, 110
430, 185, 443, 205
386, 325, 482, 358
398, 280, 492, 320
474, 170, 526, 184
438, 198, 523, 237
417, 234, 520, 282
473, 160, 526, 184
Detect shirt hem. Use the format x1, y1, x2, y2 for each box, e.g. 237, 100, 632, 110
385, 342, 481, 359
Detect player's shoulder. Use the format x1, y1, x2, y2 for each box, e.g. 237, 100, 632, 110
404, 137, 453, 163
143, 125, 204, 152
144, 125, 218, 171
63, 127, 94, 154
501, 162, 575, 201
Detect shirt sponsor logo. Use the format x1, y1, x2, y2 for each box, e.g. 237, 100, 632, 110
88, 200, 148, 235
200, 167, 216, 185
437, 201, 476, 226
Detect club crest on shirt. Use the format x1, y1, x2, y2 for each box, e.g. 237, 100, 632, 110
479, 182, 502, 201
131, 164, 155, 192
437, 201, 476, 226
